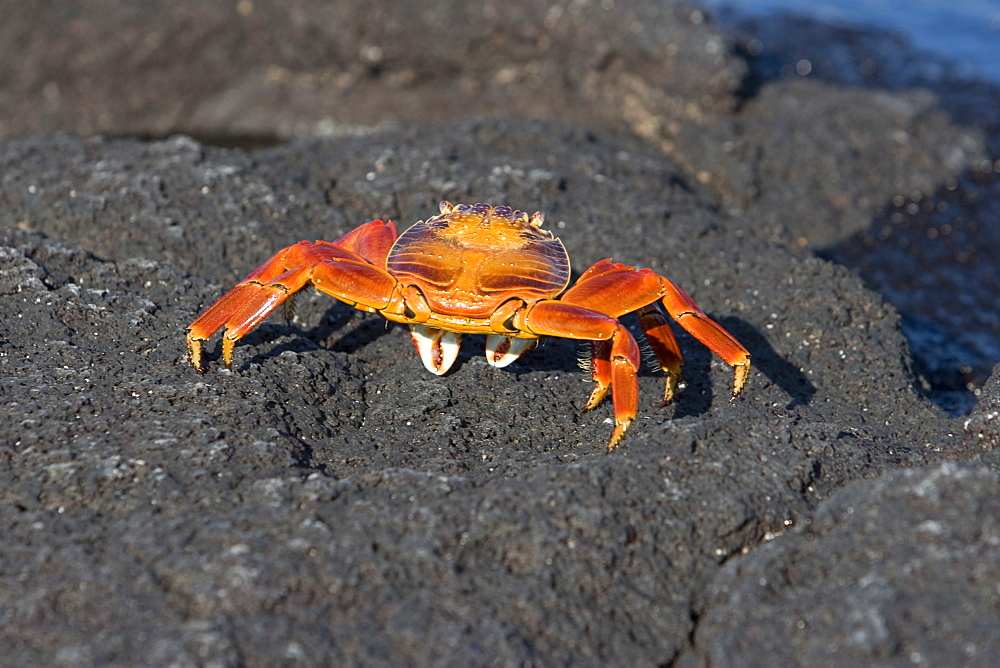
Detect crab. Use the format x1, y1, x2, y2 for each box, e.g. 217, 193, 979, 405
186, 201, 750, 451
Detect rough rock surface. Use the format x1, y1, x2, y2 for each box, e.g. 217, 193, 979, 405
1, 1, 997, 664
718, 6, 1000, 409
680, 462, 1000, 666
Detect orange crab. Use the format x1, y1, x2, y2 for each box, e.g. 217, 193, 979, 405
186, 201, 750, 451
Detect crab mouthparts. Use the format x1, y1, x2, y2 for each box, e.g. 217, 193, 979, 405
408, 326, 537, 374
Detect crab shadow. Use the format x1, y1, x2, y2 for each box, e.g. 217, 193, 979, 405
717, 316, 816, 410
229, 305, 814, 416
618, 316, 816, 419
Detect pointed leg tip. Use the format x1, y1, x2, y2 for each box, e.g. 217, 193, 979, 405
660, 373, 680, 407
730, 361, 750, 401
605, 419, 632, 453
220, 332, 239, 372
187, 339, 205, 374
583, 388, 608, 413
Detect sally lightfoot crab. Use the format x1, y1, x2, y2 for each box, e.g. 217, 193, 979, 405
186, 202, 750, 451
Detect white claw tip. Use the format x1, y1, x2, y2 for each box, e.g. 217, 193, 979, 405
485, 335, 537, 368
410, 325, 462, 375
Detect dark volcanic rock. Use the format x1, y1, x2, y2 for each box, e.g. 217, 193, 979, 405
0, 0, 744, 142
961, 364, 1000, 467
680, 462, 1000, 666
2, 0, 982, 253
1, 0, 997, 664
716, 5, 1000, 413
731, 80, 981, 248
4, 1, 993, 407
0, 118, 974, 664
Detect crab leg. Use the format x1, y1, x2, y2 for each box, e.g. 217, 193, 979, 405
584, 339, 613, 411
187, 265, 313, 372
327, 219, 397, 263
508, 260, 749, 448
186, 221, 399, 372
636, 304, 684, 405
658, 278, 750, 399
561, 259, 750, 400
606, 324, 641, 451
187, 251, 318, 372
516, 302, 640, 451
583, 307, 683, 410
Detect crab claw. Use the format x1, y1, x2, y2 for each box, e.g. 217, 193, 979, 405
485, 335, 537, 368
409, 324, 462, 375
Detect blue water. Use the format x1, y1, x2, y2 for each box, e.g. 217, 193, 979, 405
700, 0, 1000, 83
